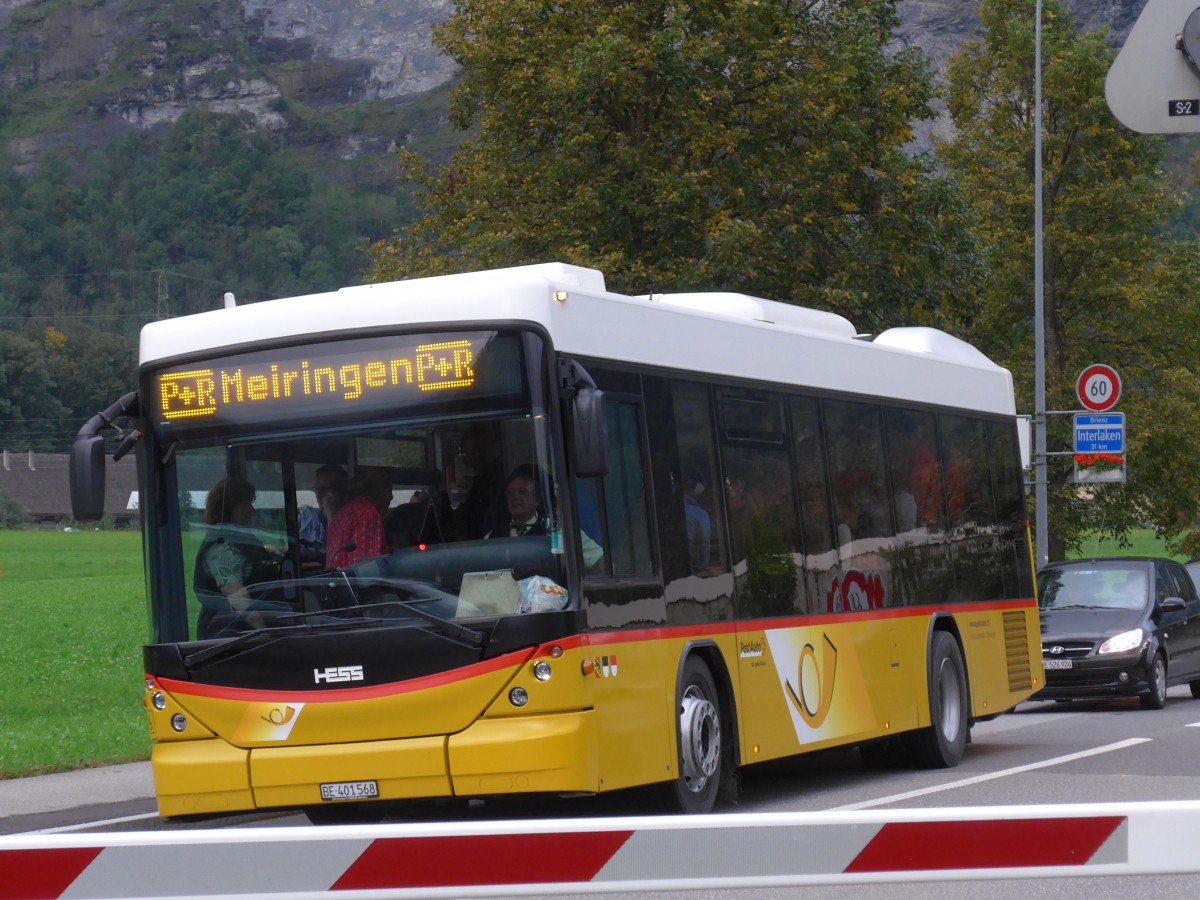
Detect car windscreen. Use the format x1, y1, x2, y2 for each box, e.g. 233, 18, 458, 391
1037, 564, 1148, 610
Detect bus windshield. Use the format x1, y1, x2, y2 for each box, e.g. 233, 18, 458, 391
151, 329, 574, 644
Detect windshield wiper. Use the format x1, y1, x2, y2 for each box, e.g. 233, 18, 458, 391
183, 617, 386, 669
184, 596, 486, 669
349, 598, 486, 648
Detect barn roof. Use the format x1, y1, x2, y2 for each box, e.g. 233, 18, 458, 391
0, 450, 139, 522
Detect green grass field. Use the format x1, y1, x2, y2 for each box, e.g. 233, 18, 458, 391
1071, 528, 1184, 561
0, 530, 149, 777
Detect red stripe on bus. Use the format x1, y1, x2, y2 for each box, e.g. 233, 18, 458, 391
332, 831, 634, 889
0, 847, 102, 900
845, 816, 1125, 871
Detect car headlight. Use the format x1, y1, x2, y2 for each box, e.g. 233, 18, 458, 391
1098, 628, 1144, 655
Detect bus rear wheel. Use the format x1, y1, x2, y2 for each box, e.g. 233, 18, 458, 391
904, 631, 968, 768
669, 656, 723, 814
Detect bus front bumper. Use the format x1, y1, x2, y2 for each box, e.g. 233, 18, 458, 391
152, 710, 597, 818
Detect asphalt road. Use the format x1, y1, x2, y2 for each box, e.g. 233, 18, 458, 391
5, 689, 1200, 898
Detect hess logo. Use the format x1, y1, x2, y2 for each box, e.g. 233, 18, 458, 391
314, 665, 364, 684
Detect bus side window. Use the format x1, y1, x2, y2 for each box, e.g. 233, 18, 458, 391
670, 380, 729, 577
823, 399, 892, 546
579, 401, 654, 577
987, 420, 1033, 599
791, 396, 834, 558
883, 407, 945, 533
718, 389, 799, 618
940, 414, 1001, 601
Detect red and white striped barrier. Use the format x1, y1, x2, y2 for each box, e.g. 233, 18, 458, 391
3, 801, 1199, 899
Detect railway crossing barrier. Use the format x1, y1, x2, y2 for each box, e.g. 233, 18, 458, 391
4, 801, 1200, 898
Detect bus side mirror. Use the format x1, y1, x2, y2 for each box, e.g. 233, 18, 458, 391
573, 387, 609, 477
70, 434, 107, 522
70, 390, 140, 522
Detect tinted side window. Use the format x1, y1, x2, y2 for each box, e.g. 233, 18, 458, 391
883, 406, 952, 607
883, 407, 945, 532
1156, 564, 1174, 603
1167, 563, 1194, 601
988, 420, 1033, 599
824, 399, 892, 544
671, 381, 729, 575
718, 388, 800, 618
791, 396, 834, 559
940, 414, 1002, 602
580, 401, 654, 577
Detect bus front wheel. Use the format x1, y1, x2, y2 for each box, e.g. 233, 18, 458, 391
904, 631, 968, 768
669, 656, 723, 813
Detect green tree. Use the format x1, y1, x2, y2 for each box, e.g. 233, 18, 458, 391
368, 0, 981, 328
0, 489, 26, 529
939, 0, 1200, 558
0, 331, 69, 451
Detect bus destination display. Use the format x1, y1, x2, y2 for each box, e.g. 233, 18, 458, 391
153, 331, 523, 432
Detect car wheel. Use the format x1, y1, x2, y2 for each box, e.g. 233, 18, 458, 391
1140, 653, 1167, 710
904, 631, 968, 768
667, 655, 724, 813
1189, 679, 1200, 700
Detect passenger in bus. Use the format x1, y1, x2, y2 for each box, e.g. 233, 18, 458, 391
453, 424, 506, 540
297, 463, 347, 566
487, 465, 603, 568
326, 468, 391, 568
193, 477, 286, 638
683, 470, 712, 569
487, 465, 547, 537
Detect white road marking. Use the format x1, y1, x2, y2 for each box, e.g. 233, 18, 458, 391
22, 811, 159, 835
829, 738, 1153, 811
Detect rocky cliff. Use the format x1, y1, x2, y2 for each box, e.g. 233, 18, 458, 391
0, 0, 1150, 167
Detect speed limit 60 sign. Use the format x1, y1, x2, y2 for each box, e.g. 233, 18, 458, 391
1077, 364, 1122, 412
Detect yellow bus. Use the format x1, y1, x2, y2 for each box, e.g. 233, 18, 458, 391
72, 263, 1040, 821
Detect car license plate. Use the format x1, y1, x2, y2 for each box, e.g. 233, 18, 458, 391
320, 780, 379, 802
1043, 659, 1073, 670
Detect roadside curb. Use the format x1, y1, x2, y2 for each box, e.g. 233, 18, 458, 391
0, 762, 153, 818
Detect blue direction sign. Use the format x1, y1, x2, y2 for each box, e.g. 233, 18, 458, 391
1074, 413, 1125, 453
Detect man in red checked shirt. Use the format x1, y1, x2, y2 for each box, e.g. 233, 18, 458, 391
327, 468, 392, 568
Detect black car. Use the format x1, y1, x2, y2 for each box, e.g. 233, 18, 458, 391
1036, 558, 1200, 708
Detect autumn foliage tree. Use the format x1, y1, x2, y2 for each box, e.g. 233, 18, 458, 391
368, 0, 982, 330
940, 0, 1200, 557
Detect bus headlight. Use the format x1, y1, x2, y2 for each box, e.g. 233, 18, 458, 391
151, 692, 166, 710
171, 714, 188, 732
508, 687, 529, 707
533, 661, 552, 682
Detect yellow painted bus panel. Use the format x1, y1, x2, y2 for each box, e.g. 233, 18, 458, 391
151, 740, 253, 818
957, 606, 1042, 717
734, 617, 923, 762
448, 710, 598, 795
251, 736, 450, 807
575, 633, 740, 792
585, 637, 676, 792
